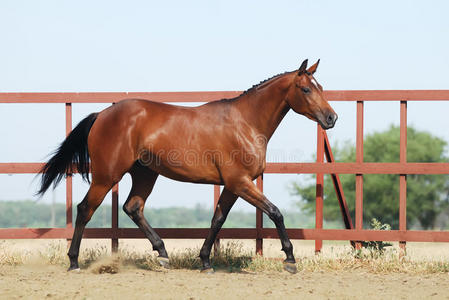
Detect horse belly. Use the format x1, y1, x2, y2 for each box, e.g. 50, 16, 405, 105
138, 150, 223, 184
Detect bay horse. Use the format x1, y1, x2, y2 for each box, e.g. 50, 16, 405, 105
37, 59, 337, 274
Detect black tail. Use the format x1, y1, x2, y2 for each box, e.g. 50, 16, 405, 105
36, 113, 99, 196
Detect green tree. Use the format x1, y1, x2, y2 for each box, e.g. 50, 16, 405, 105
291, 125, 449, 230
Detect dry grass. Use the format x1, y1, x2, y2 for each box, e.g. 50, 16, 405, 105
1, 239, 449, 275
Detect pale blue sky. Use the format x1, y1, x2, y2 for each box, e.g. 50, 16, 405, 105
1, 0, 449, 216
2, 0, 449, 91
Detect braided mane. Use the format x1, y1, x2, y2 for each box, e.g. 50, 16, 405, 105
240, 71, 292, 97
213, 71, 293, 104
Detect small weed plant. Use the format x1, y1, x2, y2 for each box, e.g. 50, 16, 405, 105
355, 218, 393, 259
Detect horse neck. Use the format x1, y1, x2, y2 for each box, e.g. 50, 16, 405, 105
234, 74, 293, 140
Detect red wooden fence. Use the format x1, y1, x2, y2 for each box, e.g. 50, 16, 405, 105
1, 90, 449, 254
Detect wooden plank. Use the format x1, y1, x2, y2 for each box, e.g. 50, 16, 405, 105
213, 185, 221, 255
65, 103, 73, 229
0, 163, 44, 173
1, 90, 449, 103
111, 184, 119, 252
275, 229, 449, 242
324, 90, 449, 101
1, 162, 449, 175
324, 132, 353, 230
2, 227, 449, 243
399, 101, 408, 252
0, 228, 73, 239
256, 176, 264, 255
0, 92, 242, 103
264, 162, 449, 174
315, 125, 324, 252
355, 101, 364, 249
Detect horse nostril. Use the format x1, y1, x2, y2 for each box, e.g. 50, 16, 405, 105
326, 114, 334, 125
325, 113, 337, 127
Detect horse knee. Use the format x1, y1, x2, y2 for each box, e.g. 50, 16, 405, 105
77, 201, 87, 215
211, 213, 226, 229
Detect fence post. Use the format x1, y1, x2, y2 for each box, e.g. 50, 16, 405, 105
256, 176, 264, 255
399, 101, 408, 255
213, 185, 221, 255
355, 101, 364, 249
111, 184, 119, 252
109, 102, 119, 253
315, 125, 324, 253
65, 103, 73, 246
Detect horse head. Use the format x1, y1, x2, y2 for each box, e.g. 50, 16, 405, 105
285, 59, 337, 129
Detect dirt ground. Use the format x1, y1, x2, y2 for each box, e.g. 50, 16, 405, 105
1, 265, 448, 300
1, 239, 449, 299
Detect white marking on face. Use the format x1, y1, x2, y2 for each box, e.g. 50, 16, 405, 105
311, 77, 319, 89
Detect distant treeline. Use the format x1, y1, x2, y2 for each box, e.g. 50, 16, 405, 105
0, 200, 322, 229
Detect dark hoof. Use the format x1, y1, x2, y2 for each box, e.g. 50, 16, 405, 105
157, 257, 170, 269
67, 266, 80, 273
200, 268, 215, 274
283, 262, 297, 274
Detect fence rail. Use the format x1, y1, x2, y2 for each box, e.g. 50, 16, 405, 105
1, 90, 449, 254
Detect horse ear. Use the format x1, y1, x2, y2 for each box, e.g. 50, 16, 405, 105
307, 59, 320, 75
298, 59, 308, 75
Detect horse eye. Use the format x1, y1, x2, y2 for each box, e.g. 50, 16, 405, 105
301, 87, 311, 94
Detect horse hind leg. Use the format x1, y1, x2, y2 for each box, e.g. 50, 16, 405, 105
68, 181, 113, 271
123, 163, 169, 267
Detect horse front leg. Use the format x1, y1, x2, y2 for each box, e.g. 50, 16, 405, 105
229, 177, 297, 274
199, 188, 238, 273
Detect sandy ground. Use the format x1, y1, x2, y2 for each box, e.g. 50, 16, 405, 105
1, 239, 449, 299
1, 265, 448, 300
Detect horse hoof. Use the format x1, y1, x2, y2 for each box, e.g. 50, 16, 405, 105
157, 257, 170, 269
67, 267, 80, 273
200, 268, 214, 274
283, 262, 297, 274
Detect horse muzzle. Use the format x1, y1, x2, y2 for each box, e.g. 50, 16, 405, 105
319, 112, 338, 129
